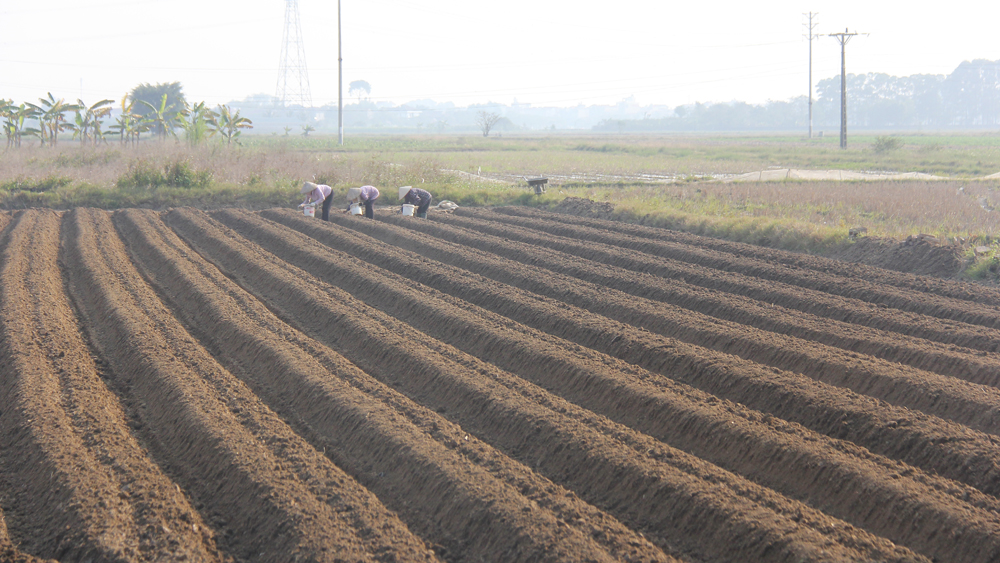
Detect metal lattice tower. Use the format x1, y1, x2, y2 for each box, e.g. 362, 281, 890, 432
276, 0, 312, 108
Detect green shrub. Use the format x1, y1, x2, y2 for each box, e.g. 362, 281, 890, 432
872, 136, 904, 154
116, 160, 212, 189
0, 176, 73, 192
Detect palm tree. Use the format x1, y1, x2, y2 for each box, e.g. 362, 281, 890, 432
211, 104, 253, 145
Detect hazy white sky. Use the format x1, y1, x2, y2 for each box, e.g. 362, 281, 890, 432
1, 0, 997, 109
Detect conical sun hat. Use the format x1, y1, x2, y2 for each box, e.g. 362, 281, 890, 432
300, 181, 318, 194
346, 187, 362, 200
397, 186, 413, 200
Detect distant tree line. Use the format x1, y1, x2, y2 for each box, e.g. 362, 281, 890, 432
595, 59, 1000, 132
2, 82, 252, 148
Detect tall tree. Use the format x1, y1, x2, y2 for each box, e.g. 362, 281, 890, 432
943, 59, 1000, 127
475, 111, 500, 137
348, 80, 371, 101
129, 82, 186, 138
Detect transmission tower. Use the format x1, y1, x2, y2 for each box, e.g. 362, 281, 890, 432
276, 0, 312, 108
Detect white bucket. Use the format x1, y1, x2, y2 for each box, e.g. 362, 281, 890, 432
303, 205, 315, 217
350, 202, 363, 215
401, 204, 415, 217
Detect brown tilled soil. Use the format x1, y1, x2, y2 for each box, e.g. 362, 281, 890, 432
3, 204, 1000, 562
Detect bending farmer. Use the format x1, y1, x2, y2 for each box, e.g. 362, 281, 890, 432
299, 181, 333, 220
398, 186, 433, 218
346, 185, 380, 219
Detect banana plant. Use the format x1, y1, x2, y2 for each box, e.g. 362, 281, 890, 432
138, 93, 179, 141
14, 104, 42, 147
0, 99, 15, 148
26, 93, 80, 146
73, 98, 115, 145
178, 101, 218, 146
109, 95, 150, 146
211, 104, 252, 145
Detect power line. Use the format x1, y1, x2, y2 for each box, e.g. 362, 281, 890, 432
803, 12, 819, 138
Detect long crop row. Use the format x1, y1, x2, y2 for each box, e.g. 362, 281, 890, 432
1, 204, 999, 562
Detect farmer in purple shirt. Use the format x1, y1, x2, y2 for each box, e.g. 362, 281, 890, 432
398, 186, 433, 218
346, 185, 379, 218
299, 182, 334, 220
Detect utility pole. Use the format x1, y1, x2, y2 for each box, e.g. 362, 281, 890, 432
803, 12, 819, 138
829, 28, 859, 149
338, 0, 343, 146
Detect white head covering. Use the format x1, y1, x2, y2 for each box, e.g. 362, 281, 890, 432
300, 181, 318, 194
397, 186, 413, 200
346, 187, 362, 201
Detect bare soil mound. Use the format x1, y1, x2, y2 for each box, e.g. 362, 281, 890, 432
829, 234, 967, 278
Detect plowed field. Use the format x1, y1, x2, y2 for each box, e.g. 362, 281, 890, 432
2, 205, 1000, 562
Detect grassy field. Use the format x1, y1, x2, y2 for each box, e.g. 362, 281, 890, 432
3, 132, 1000, 279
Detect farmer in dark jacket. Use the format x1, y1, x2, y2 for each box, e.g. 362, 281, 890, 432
398, 186, 432, 218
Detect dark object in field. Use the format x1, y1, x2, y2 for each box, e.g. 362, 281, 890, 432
525, 177, 548, 194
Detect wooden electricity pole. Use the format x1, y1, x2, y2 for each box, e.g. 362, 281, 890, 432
803, 12, 819, 138
829, 28, 859, 149
338, 0, 344, 146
